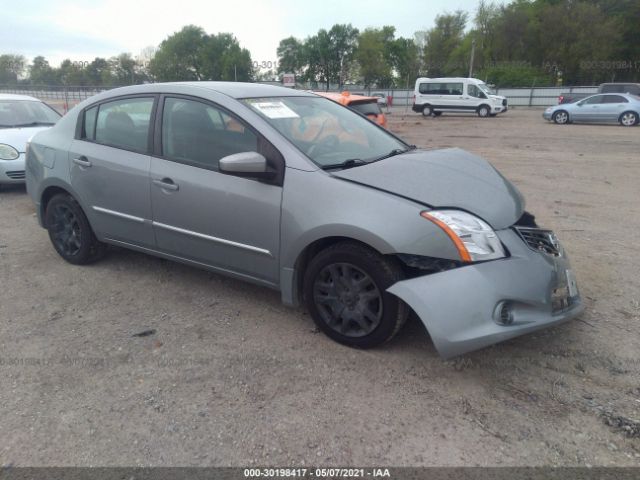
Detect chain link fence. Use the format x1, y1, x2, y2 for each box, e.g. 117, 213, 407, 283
0, 83, 602, 110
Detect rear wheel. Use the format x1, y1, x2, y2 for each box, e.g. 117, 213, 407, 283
553, 110, 569, 125
45, 193, 107, 265
421, 105, 433, 117
433, 111, 443, 117
619, 111, 638, 127
303, 242, 408, 349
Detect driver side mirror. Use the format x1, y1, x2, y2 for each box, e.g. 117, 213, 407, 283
219, 151, 275, 179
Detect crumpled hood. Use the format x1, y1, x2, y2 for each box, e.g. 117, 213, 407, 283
0, 126, 51, 153
331, 148, 524, 229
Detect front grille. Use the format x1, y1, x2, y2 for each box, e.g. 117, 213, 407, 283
5, 170, 25, 180
514, 227, 562, 256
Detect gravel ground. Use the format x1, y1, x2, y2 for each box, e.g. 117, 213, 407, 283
0, 108, 639, 467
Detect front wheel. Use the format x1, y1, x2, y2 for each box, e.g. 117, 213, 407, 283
421, 105, 433, 117
619, 111, 638, 127
45, 193, 107, 265
553, 110, 569, 125
303, 242, 408, 349
477, 105, 491, 117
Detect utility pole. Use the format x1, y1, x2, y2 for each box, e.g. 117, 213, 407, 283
468, 39, 476, 78
234, 64, 237, 82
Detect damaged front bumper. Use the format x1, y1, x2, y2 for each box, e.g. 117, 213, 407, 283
388, 228, 584, 358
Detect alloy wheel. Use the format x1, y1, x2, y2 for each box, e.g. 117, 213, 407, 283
312, 262, 383, 338
50, 204, 82, 257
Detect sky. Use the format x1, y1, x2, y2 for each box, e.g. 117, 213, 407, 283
3, 0, 491, 69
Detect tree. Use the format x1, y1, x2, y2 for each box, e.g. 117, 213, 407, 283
328, 24, 359, 88
150, 25, 208, 81
388, 37, 420, 88
355, 27, 395, 88
277, 36, 305, 77
150, 26, 252, 82
422, 11, 468, 77
200, 33, 253, 81
29, 56, 56, 85
0, 54, 26, 84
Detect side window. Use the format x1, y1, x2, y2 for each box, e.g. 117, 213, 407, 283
603, 95, 627, 103
444, 83, 463, 95
468, 84, 484, 98
584, 95, 604, 105
162, 97, 258, 171
95, 97, 154, 152
83, 105, 98, 140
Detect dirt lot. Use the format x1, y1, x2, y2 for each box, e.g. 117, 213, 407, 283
0, 108, 639, 467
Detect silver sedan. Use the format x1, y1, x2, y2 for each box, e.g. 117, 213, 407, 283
0, 94, 61, 186
543, 93, 640, 126
26, 82, 583, 358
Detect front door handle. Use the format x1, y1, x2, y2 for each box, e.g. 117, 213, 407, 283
73, 156, 92, 167
153, 178, 179, 191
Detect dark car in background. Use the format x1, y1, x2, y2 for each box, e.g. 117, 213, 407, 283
558, 83, 640, 104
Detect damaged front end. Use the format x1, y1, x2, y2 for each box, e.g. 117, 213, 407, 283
390, 213, 584, 358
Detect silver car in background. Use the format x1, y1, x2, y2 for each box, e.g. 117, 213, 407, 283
26, 82, 584, 358
544, 93, 640, 126
0, 94, 61, 186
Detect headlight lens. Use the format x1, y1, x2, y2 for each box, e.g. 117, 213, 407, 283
421, 209, 506, 262
0, 144, 19, 160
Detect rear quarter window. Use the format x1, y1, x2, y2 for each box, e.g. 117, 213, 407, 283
349, 102, 381, 116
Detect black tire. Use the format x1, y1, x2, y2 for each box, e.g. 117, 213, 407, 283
489, 113, 497, 117
477, 104, 491, 117
433, 111, 443, 117
421, 105, 433, 117
619, 111, 638, 127
552, 110, 569, 125
45, 193, 107, 265
303, 242, 409, 349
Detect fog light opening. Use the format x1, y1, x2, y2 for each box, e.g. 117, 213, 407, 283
495, 301, 514, 326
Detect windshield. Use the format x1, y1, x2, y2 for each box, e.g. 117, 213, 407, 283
242, 96, 407, 168
0, 100, 61, 128
478, 83, 495, 96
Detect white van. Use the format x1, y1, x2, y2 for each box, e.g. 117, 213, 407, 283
412, 77, 508, 118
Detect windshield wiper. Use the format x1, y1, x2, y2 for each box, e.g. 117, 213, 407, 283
320, 159, 367, 170
9, 121, 56, 128
371, 146, 415, 162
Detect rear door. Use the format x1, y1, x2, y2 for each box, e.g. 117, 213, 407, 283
437, 82, 466, 111
600, 94, 629, 122
149, 95, 283, 285
69, 95, 156, 248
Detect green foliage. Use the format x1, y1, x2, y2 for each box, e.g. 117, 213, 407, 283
0, 54, 26, 84
477, 64, 553, 87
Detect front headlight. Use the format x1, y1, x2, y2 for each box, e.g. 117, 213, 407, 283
420, 209, 506, 262
0, 144, 19, 160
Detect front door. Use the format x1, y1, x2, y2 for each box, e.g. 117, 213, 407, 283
150, 96, 282, 285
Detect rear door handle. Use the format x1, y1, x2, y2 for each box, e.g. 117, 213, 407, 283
73, 156, 92, 167
152, 178, 179, 191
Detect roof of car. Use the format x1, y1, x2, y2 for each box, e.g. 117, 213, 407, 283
0, 93, 41, 101
96, 82, 316, 99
